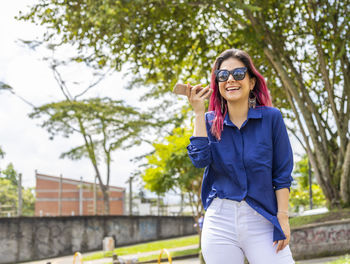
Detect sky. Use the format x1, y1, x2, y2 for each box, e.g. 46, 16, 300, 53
0, 1, 304, 198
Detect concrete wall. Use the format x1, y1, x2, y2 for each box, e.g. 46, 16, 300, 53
0, 215, 196, 264
290, 219, 350, 260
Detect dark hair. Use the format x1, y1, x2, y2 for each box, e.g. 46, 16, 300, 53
208, 48, 273, 140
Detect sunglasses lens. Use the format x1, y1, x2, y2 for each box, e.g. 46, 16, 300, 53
218, 70, 229, 82
216, 68, 247, 82
233, 69, 246, 80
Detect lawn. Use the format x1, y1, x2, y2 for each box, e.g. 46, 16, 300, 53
289, 207, 350, 228
325, 254, 350, 264
82, 234, 199, 261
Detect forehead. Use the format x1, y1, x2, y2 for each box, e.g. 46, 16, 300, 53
219, 57, 245, 70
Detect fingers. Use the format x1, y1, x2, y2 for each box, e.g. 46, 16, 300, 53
186, 83, 191, 99
191, 83, 202, 97
188, 84, 212, 99
274, 239, 289, 254
197, 85, 212, 98
205, 86, 213, 99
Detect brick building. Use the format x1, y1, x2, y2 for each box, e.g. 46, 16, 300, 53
35, 172, 125, 216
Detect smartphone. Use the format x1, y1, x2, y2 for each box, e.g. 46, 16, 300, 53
173, 83, 205, 96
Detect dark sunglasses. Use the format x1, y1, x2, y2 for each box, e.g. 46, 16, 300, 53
215, 67, 248, 82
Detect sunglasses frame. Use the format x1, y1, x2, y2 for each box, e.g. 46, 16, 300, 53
214, 67, 248, 82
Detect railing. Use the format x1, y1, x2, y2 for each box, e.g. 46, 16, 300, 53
158, 248, 172, 264
73, 252, 83, 264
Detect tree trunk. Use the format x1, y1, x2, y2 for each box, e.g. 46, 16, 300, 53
102, 185, 110, 215
340, 140, 350, 206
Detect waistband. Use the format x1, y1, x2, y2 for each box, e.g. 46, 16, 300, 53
211, 197, 247, 211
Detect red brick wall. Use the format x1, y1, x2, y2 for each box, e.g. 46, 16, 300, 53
35, 173, 125, 216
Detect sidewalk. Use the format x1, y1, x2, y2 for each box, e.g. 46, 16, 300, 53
20, 247, 347, 264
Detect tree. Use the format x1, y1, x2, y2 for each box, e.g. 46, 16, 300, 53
0, 152, 35, 217
30, 97, 158, 214
19, 0, 350, 208
142, 127, 204, 215
142, 126, 205, 257
290, 154, 326, 213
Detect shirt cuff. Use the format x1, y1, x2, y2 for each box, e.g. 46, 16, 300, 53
189, 136, 209, 147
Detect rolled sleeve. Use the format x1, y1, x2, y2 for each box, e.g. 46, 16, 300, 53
187, 136, 212, 168
272, 111, 294, 191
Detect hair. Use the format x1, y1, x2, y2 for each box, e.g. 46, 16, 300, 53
208, 48, 273, 140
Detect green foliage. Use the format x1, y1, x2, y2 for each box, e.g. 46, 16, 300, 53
22, 187, 36, 216
1, 163, 19, 186
0, 177, 17, 216
290, 154, 326, 212
142, 126, 203, 195
0, 162, 35, 217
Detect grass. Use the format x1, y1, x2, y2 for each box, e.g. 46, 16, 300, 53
295, 255, 350, 264
289, 213, 327, 228
325, 254, 350, 264
82, 234, 199, 261
289, 207, 350, 228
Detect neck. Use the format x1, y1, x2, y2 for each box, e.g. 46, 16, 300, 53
227, 100, 249, 123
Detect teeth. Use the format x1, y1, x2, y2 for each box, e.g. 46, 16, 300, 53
227, 87, 240, 91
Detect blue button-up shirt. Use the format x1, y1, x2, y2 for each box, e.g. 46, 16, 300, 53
187, 105, 294, 242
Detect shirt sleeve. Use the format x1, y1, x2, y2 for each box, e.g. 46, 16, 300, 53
187, 136, 212, 168
186, 112, 213, 168
272, 110, 294, 191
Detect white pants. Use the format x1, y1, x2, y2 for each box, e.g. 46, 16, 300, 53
201, 197, 295, 264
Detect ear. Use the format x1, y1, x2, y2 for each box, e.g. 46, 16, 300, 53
250, 77, 256, 89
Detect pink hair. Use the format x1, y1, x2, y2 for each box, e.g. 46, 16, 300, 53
208, 49, 273, 140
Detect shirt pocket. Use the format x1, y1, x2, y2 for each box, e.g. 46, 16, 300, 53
248, 143, 273, 170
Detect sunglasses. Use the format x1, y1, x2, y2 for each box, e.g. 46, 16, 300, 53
215, 67, 248, 82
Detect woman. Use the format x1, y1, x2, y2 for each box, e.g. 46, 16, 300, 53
186, 48, 295, 263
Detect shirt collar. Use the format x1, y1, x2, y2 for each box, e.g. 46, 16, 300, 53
223, 106, 262, 126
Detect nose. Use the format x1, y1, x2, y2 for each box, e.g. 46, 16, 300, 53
227, 73, 235, 82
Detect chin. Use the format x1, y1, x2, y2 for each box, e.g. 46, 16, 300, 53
225, 96, 247, 104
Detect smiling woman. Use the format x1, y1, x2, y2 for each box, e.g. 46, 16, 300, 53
186, 48, 295, 264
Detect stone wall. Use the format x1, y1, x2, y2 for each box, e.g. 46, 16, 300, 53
0, 215, 196, 264
290, 219, 350, 260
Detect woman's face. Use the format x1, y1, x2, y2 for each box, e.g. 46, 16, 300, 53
218, 57, 256, 105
